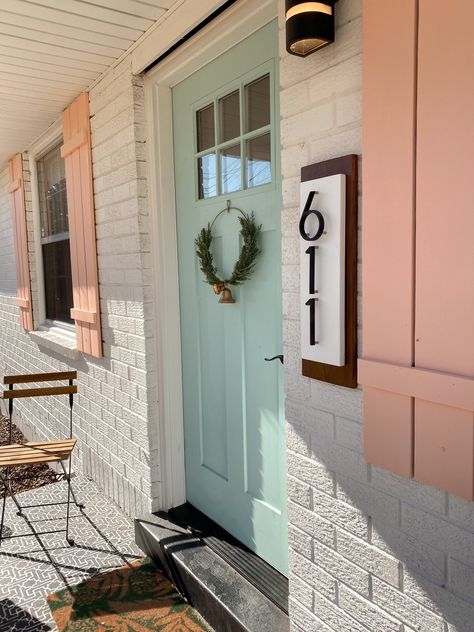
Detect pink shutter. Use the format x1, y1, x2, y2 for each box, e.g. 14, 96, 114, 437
361, 0, 418, 478
9, 154, 33, 331
413, 0, 474, 499
61, 93, 102, 358
361, 0, 474, 499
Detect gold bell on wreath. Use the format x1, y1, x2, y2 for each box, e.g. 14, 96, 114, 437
218, 287, 235, 304
212, 282, 226, 295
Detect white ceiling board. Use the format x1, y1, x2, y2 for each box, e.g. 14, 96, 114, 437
0, 112, 58, 126
0, 11, 135, 50
25, 0, 154, 31
0, 122, 58, 138
0, 78, 83, 98
0, 33, 116, 66
0, 64, 94, 86
0, 0, 182, 167
0, 57, 99, 81
0, 46, 108, 73
0, 101, 56, 113
0, 23, 124, 58
82, 0, 169, 21
0, 97, 59, 109
0, 1, 143, 40
0, 89, 71, 107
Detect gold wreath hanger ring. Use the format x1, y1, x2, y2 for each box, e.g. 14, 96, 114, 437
210, 199, 247, 230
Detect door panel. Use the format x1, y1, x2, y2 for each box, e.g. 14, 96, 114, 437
172, 20, 287, 574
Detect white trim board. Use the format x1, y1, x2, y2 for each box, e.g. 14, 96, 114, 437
145, 0, 278, 511
132, 0, 230, 74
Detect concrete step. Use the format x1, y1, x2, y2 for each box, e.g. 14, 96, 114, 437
135, 513, 290, 632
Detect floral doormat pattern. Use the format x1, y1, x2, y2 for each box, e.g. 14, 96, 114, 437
47, 557, 211, 631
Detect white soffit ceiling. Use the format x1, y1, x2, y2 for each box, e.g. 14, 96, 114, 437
0, 0, 176, 167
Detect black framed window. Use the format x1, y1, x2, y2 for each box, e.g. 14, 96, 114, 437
38, 143, 73, 324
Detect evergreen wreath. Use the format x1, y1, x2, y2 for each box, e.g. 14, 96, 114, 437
195, 211, 262, 290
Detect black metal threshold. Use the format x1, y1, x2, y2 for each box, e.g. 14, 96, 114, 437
168, 503, 289, 615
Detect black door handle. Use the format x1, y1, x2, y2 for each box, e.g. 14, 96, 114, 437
265, 355, 284, 364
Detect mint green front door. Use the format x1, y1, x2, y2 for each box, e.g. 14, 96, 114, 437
172, 21, 287, 575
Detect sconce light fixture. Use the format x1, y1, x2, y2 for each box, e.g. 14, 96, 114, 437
286, 1, 338, 57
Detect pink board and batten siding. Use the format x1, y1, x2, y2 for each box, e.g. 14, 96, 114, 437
9, 153, 33, 332
361, 0, 417, 479
61, 93, 102, 358
361, 0, 474, 499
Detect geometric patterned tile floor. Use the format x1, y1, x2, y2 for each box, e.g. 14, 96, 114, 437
0, 475, 143, 631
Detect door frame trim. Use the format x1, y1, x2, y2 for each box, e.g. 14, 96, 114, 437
145, 0, 278, 510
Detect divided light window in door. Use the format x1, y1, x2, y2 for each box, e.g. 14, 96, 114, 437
196, 73, 272, 199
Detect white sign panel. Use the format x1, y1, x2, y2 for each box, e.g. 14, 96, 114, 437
300, 174, 346, 367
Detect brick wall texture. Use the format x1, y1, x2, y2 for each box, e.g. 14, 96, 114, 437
0, 2, 473, 631
280, 1, 474, 631
0, 57, 160, 519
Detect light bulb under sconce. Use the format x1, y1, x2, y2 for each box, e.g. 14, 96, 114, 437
286, 0, 338, 57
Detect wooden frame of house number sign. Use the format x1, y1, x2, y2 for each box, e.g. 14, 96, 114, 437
299, 155, 358, 388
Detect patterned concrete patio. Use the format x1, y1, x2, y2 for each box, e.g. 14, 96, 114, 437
0, 475, 143, 631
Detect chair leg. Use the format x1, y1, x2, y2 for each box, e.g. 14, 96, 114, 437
5, 482, 24, 518
0, 471, 8, 548
64, 459, 74, 546
0, 468, 24, 519
59, 461, 85, 510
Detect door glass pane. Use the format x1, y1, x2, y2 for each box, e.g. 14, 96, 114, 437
220, 144, 241, 194
197, 104, 215, 152
219, 90, 240, 143
198, 153, 217, 199
245, 74, 270, 133
246, 133, 272, 188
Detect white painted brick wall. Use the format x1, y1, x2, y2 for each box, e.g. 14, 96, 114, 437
279, 1, 474, 630
1, 4, 473, 631
0, 56, 160, 519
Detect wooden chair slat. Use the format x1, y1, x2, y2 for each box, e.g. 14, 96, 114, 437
3, 385, 77, 400
0, 440, 76, 468
0, 448, 70, 457
0, 440, 76, 450
0, 442, 75, 456
22, 440, 75, 449
0, 452, 72, 461
0, 454, 71, 467
3, 371, 77, 385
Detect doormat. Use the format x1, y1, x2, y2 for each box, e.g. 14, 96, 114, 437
47, 557, 211, 631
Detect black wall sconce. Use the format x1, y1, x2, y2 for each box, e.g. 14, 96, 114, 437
286, 1, 338, 57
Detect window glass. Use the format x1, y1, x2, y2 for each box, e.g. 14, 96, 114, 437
38, 143, 73, 324
219, 90, 240, 143
221, 144, 241, 194
197, 104, 215, 152
198, 153, 217, 199
246, 133, 272, 188
245, 74, 270, 133
42, 240, 73, 324
38, 146, 68, 238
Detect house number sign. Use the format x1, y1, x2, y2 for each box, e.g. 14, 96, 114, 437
300, 175, 346, 366
299, 155, 358, 388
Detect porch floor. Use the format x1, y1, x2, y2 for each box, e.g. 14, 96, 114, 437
0, 475, 142, 631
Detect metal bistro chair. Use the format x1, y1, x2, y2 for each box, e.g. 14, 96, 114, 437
0, 371, 84, 547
